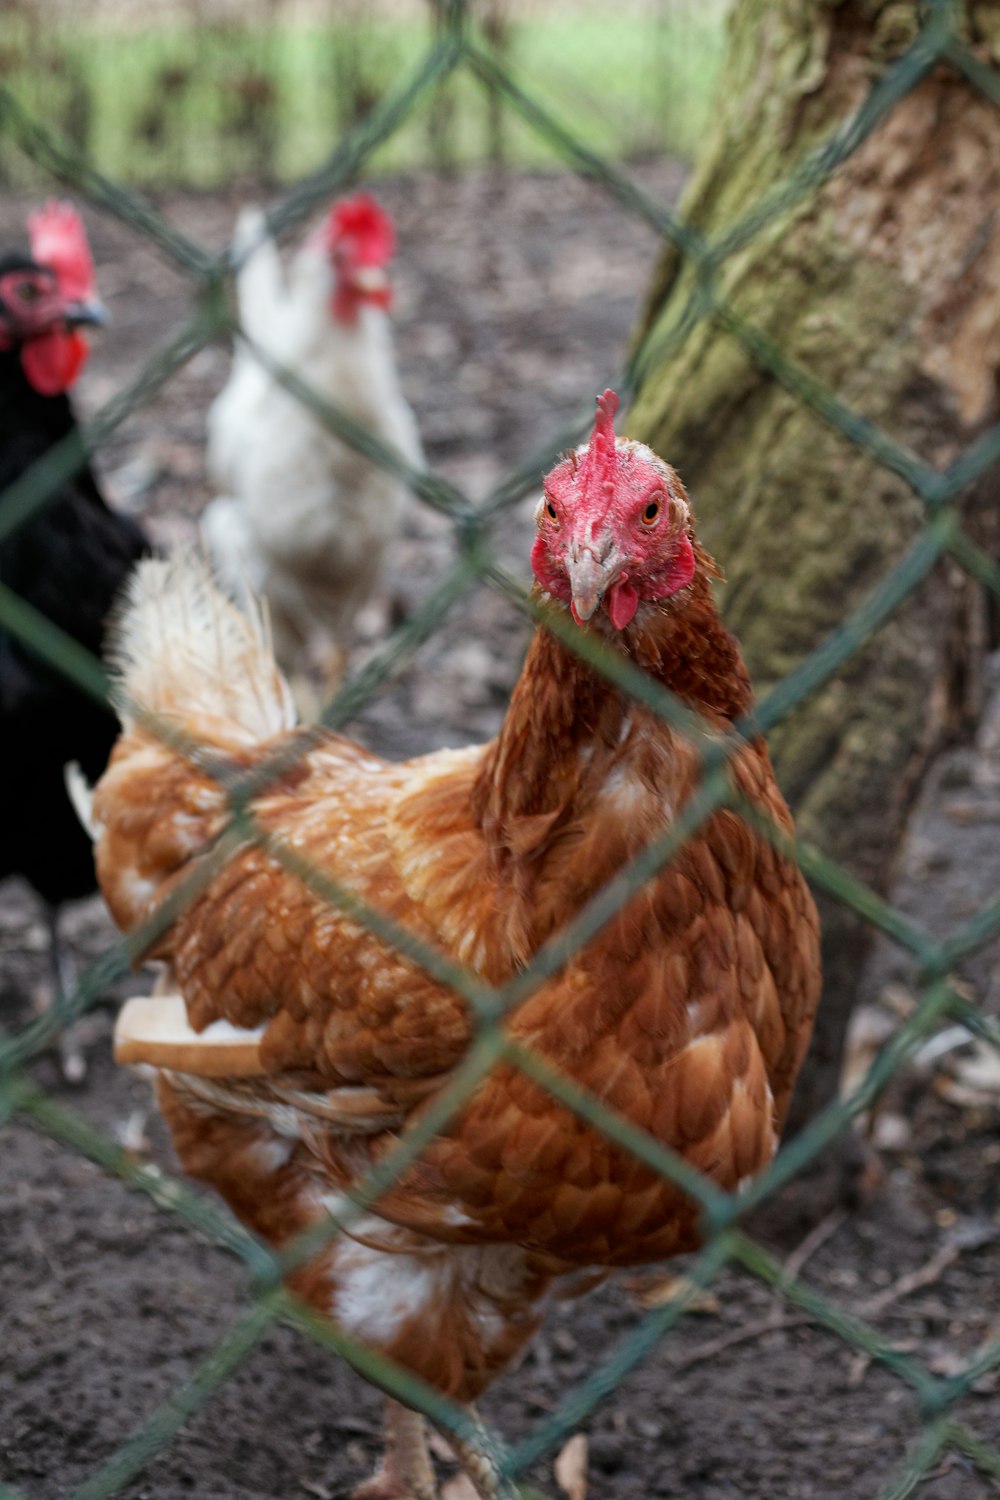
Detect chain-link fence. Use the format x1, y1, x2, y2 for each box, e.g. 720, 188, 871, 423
2, 1, 1000, 1497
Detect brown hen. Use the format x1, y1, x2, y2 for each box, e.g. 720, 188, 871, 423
93, 391, 820, 1500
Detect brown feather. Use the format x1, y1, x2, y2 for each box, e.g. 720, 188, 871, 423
95, 545, 821, 1404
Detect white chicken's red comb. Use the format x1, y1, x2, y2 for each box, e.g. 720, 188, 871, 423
326, 193, 396, 266
27, 200, 97, 303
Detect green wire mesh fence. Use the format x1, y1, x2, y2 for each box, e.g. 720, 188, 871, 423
2, 0, 1000, 1496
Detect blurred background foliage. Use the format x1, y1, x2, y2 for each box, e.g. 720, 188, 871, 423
0, 0, 731, 187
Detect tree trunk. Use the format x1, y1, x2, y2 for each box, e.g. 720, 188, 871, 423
628, 0, 1000, 1135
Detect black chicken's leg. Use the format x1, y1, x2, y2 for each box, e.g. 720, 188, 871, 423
44, 900, 86, 1084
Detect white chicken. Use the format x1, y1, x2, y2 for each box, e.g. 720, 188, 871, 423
203, 192, 422, 694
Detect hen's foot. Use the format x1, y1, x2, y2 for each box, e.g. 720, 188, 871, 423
353, 1400, 436, 1500
352, 1473, 436, 1500
433, 1411, 519, 1500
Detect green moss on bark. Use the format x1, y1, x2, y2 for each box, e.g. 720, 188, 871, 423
627, 0, 1000, 1130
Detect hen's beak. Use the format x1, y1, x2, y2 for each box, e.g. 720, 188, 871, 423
351, 266, 390, 294
566, 546, 620, 623
63, 298, 109, 329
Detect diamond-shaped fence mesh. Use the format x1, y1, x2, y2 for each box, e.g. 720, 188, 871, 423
1, 1, 1000, 1497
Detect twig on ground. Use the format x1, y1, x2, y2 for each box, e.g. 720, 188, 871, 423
858, 1243, 960, 1320
846, 1244, 961, 1388
770, 1210, 847, 1321
678, 1229, 961, 1380
672, 1313, 816, 1372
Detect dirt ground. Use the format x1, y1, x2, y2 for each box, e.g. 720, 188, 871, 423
1, 164, 999, 1500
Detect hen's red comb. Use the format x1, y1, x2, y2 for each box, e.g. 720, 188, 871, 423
27, 200, 96, 303
578, 388, 621, 499
327, 193, 396, 266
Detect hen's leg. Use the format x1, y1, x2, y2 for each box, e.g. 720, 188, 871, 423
315, 638, 347, 710
354, 1399, 437, 1500
43, 901, 86, 1084
294, 640, 346, 723
433, 1410, 518, 1500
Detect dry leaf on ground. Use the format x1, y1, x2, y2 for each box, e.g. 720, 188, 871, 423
554, 1432, 588, 1500
620, 1272, 721, 1313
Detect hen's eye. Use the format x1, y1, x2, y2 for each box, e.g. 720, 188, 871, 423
544, 498, 558, 522
16, 281, 40, 304
641, 496, 662, 526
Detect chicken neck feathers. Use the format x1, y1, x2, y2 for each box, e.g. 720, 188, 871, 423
0, 344, 148, 901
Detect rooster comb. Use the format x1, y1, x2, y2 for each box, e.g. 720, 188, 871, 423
26, 200, 96, 303
327, 192, 395, 264
578, 388, 621, 496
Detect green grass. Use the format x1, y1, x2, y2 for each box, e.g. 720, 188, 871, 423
0, 6, 730, 188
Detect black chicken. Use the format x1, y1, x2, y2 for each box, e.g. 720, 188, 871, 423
0, 203, 147, 1079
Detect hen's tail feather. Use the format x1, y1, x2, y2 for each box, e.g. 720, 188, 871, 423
64, 760, 97, 841
108, 553, 297, 747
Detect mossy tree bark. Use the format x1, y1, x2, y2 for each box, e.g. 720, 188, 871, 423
629, 0, 1000, 1135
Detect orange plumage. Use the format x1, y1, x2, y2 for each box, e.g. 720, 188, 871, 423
93, 393, 820, 1499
